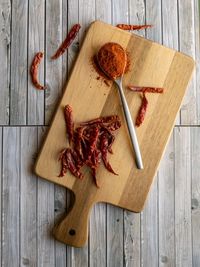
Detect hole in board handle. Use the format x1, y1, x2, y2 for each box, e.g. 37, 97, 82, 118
69, 229, 76, 236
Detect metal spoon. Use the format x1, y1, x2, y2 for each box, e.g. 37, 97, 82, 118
97, 43, 143, 169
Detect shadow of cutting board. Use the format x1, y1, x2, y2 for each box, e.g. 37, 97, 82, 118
35, 21, 194, 247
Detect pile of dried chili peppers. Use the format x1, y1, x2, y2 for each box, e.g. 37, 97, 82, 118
58, 105, 121, 188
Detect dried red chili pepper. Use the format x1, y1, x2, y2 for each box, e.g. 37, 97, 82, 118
136, 93, 148, 127
58, 149, 68, 177
64, 105, 74, 144
80, 115, 120, 126
73, 127, 85, 159
128, 86, 164, 94
100, 133, 118, 175
86, 126, 100, 160
65, 148, 83, 179
116, 24, 152, 31
51, 24, 81, 59
90, 150, 101, 188
30, 52, 45, 90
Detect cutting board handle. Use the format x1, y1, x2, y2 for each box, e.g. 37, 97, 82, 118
53, 194, 94, 247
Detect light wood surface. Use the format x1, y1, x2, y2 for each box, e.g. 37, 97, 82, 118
35, 21, 194, 247
0, 0, 199, 265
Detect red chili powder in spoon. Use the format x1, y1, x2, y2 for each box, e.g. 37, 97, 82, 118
97, 42, 127, 80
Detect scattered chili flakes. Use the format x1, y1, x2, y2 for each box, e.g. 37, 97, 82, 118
30, 52, 46, 90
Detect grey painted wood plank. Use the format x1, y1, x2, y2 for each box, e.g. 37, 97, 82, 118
53, 2, 68, 266
2, 127, 20, 267
140, 2, 161, 266
28, 0, 45, 125
37, 127, 55, 267
124, 211, 140, 267
194, 0, 200, 124
89, 203, 106, 267
66, 1, 79, 265
45, 0, 62, 125
112, 0, 129, 25
106, 205, 124, 267
10, 0, 28, 125
67, 0, 79, 78
129, 0, 146, 35
78, 0, 95, 42
162, 0, 180, 125
145, 0, 162, 43
191, 128, 200, 266
174, 127, 192, 267
67, 1, 96, 266
0, 128, 2, 262
0, 1, 10, 125
158, 136, 175, 267
178, 0, 196, 125
20, 127, 37, 266
141, 177, 159, 267
123, 3, 146, 266
105, 2, 128, 266
88, 1, 111, 267
54, 185, 67, 267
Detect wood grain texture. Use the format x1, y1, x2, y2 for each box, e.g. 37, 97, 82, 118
124, 211, 140, 267
107, 205, 124, 267
35, 21, 194, 247
162, 0, 180, 125
0, 0, 10, 125
191, 128, 200, 266
45, 0, 63, 125
10, 0, 28, 125
178, 0, 196, 125
37, 127, 55, 267
89, 2, 111, 266
174, 127, 192, 267
89, 203, 106, 267
0, 128, 2, 262
194, 0, 200, 124
108, 1, 127, 266
140, 1, 160, 265
158, 136, 175, 267
2, 128, 20, 266
20, 127, 37, 266
28, 0, 45, 125
141, 177, 159, 267
66, 0, 80, 265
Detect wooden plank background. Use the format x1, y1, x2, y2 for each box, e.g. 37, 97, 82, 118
0, 0, 199, 266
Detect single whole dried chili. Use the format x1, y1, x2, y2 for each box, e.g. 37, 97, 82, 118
58, 105, 121, 188
128, 86, 164, 94
51, 24, 81, 59
97, 42, 127, 80
30, 52, 46, 90
116, 24, 152, 31
64, 105, 74, 144
100, 133, 118, 175
136, 93, 148, 127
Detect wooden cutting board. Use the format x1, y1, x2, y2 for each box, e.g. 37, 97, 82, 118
35, 21, 194, 247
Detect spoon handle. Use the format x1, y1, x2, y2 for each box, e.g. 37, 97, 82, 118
116, 79, 143, 169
